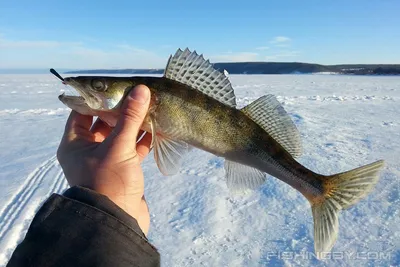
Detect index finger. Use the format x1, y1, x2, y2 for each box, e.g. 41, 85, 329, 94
57, 111, 94, 162
63, 110, 94, 142
90, 118, 112, 142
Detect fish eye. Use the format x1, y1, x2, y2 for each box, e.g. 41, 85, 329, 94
91, 79, 106, 91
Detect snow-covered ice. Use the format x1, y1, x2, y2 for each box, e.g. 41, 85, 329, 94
0, 74, 399, 266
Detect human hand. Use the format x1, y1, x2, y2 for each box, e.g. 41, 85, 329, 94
57, 85, 152, 235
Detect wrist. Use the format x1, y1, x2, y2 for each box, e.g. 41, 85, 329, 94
62, 186, 147, 236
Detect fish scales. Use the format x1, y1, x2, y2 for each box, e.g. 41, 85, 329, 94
57, 48, 385, 258
139, 77, 325, 196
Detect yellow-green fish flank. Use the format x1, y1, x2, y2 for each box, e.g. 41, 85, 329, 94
58, 48, 385, 258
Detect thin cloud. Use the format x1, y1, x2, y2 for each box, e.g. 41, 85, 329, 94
270, 36, 291, 44
115, 44, 151, 54
0, 37, 81, 48
63, 45, 166, 69
210, 52, 259, 62
265, 50, 300, 61
0, 36, 166, 68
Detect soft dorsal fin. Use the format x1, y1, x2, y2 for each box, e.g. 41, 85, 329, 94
241, 95, 302, 158
164, 48, 236, 107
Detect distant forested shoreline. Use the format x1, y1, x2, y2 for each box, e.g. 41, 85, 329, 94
64, 63, 400, 75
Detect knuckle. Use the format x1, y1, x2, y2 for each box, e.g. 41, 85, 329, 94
121, 106, 145, 124
56, 145, 66, 163
84, 156, 99, 168
56, 149, 63, 163
131, 152, 141, 164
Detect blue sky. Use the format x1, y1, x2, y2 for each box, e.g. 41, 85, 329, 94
0, 0, 399, 69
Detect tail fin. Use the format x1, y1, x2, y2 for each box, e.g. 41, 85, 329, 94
308, 160, 384, 257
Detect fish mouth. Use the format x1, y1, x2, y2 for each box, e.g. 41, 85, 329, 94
58, 92, 100, 116
60, 78, 102, 109
58, 93, 86, 103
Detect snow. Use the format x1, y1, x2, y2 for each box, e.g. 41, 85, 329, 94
0, 74, 399, 266
312, 72, 339, 75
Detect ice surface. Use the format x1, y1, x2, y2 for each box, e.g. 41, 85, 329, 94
0, 74, 399, 266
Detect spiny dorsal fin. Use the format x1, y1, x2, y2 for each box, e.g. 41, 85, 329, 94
241, 95, 302, 158
164, 48, 236, 107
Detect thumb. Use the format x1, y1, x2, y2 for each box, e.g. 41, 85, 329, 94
106, 84, 150, 151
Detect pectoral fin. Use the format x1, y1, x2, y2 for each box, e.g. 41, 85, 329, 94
150, 118, 190, 176
224, 160, 266, 193
153, 135, 189, 176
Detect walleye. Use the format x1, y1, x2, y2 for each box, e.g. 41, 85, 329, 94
57, 48, 384, 257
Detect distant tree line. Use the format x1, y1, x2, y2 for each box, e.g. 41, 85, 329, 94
340, 67, 400, 75
65, 63, 400, 75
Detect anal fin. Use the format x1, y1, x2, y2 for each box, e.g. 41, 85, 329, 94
224, 160, 266, 193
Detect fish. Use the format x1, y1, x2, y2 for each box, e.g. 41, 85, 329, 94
58, 48, 385, 258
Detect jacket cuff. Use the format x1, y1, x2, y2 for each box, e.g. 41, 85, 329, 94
62, 186, 147, 239
7, 186, 160, 266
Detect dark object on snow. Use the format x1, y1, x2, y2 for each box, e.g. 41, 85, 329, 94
7, 186, 160, 267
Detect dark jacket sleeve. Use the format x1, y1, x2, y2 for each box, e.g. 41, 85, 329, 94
7, 186, 160, 267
